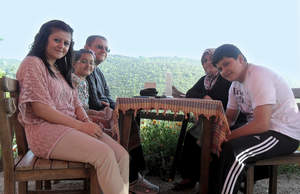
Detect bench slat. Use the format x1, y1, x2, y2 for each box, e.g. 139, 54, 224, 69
16, 150, 37, 171
0, 76, 18, 92
11, 111, 29, 156
292, 88, 300, 98
68, 161, 87, 169
255, 152, 300, 166
15, 168, 90, 182
34, 158, 52, 170
51, 159, 69, 169
28, 190, 87, 194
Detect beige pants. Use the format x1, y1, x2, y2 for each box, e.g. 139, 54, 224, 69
50, 130, 129, 194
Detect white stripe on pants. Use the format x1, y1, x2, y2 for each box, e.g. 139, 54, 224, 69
221, 136, 278, 194
50, 130, 129, 194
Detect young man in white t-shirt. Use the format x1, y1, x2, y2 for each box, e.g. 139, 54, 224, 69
210, 44, 300, 194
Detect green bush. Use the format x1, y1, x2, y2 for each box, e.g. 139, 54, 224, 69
278, 164, 300, 176
0, 69, 5, 78
140, 119, 181, 180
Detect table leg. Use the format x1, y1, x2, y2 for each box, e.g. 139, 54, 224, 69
119, 110, 134, 150
199, 116, 213, 194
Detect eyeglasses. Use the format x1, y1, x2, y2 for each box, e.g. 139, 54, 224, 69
96, 45, 110, 53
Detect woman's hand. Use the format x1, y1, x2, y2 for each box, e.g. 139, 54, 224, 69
79, 121, 103, 138
31, 102, 103, 138
203, 95, 212, 100
101, 101, 110, 107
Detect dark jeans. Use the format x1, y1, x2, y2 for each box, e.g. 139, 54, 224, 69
129, 145, 146, 182
129, 117, 146, 183
179, 132, 201, 182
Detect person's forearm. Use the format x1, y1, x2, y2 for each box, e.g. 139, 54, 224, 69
87, 109, 100, 115
228, 120, 269, 140
75, 106, 90, 122
226, 109, 238, 127
31, 102, 83, 130
228, 104, 272, 140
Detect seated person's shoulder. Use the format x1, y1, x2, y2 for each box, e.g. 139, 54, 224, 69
18, 56, 46, 75
22, 56, 44, 66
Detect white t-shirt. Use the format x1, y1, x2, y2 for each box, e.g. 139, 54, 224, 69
227, 64, 300, 140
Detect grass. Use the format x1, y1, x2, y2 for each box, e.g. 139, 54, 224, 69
279, 164, 300, 176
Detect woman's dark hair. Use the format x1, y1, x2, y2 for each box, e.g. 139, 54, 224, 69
212, 44, 247, 67
73, 49, 96, 64
28, 20, 74, 88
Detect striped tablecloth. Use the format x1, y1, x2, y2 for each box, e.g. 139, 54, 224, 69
114, 97, 230, 155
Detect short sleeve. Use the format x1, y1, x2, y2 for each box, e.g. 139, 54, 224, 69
247, 69, 276, 108
17, 56, 56, 124
227, 84, 238, 110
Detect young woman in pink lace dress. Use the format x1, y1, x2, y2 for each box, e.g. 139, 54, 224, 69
17, 20, 129, 194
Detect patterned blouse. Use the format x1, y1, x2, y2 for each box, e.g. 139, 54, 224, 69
17, 56, 84, 159
72, 73, 89, 111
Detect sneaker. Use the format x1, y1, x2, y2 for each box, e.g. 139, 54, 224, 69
129, 174, 160, 194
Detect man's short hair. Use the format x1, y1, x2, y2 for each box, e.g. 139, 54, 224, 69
212, 44, 247, 67
85, 35, 107, 46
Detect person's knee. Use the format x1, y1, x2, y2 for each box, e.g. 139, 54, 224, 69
120, 148, 130, 163
92, 144, 116, 166
93, 144, 129, 168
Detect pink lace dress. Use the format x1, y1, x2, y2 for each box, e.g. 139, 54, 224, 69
17, 56, 83, 159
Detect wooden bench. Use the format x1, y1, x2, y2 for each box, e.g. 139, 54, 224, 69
245, 88, 300, 194
0, 76, 100, 194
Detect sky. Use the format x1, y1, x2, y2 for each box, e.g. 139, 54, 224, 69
0, 0, 299, 86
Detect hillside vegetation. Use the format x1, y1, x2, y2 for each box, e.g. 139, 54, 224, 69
0, 58, 19, 78
0, 56, 204, 99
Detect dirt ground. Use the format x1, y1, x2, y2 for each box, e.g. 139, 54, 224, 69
1, 171, 300, 194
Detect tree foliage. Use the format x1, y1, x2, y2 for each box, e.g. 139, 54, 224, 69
0, 55, 205, 98
100, 55, 204, 99
0, 69, 5, 78
0, 58, 20, 78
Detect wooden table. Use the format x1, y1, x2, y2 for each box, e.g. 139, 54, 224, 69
114, 97, 230, 194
